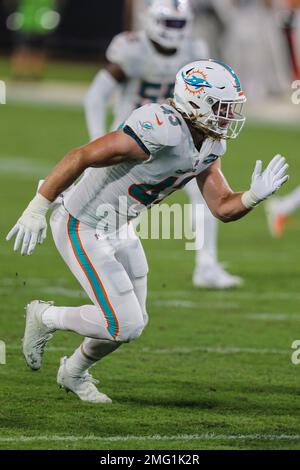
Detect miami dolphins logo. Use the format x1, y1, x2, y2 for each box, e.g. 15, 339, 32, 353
140, 121, 154, 132
182, 68, 212, 95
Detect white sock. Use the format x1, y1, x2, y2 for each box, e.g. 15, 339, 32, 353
66, 339, 120, 377
42, 306, 67, 331
65, 345, 95, 377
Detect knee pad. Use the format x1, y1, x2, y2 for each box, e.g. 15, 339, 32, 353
117, 318, 145, 343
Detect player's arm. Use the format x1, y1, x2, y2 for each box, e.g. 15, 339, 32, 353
6, 130, 148, 255
198, 155, 289, 223
85, 30, 140, 139
84, 63, 127, 140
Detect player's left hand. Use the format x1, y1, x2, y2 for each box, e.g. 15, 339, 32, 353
250, 154, 289, 201
242, 155, 289, 209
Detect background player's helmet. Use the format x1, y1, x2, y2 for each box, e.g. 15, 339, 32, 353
173, 60, 247, 140
144, 0, 193, 50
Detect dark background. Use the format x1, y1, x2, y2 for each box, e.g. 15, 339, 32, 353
0, 0, 125, 60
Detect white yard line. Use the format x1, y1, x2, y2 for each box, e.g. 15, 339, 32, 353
0, 433, 299, 443
41, 287, 86, 298
152, 300, 238, 309
4, 277, 300, 305
0, 157, 51, 179
6, 81, 86, 107
7, 345, 289, 356
149, 291, 300, 301
246, 313, 300, 321
140, 346, 289, 355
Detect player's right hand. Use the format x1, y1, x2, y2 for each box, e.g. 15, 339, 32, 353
6, 213, 47, 256
6, 193, 51, 256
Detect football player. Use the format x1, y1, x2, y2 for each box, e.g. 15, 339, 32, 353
7, 60, 289, 403
266, 186, 300, 237
85, 0, 242, 289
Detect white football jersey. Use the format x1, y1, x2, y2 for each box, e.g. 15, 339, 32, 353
106, 31, 209, 129
64, 102, 226, 234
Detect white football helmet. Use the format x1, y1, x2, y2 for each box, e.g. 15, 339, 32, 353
173, 59, 247, 140
144, 0, 193, 50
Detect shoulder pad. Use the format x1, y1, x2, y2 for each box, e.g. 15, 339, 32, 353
125, 103, 184, 155
212, 138, 227, 157
106, 32, 143, 77
144, 103, 183, 147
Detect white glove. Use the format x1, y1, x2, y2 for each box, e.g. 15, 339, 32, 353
242, 155, 289, 209
6, 193, 51, 256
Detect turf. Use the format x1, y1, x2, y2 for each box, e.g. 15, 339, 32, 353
0, 103, 300, 450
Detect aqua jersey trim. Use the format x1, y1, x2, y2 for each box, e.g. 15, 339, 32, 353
67, 215, 119, 339
123, 125, 150, 156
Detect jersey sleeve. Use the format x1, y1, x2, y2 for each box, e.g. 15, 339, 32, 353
106, 32, 143, 78
213, 139, 227, 158
123, 104, 183, 157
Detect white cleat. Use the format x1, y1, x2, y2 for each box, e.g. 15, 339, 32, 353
193, 263, 243, 289
57, 356, 112, 404
22, 300, 54, 371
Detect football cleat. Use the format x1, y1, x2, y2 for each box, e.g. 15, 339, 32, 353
57, 356, 112, 404
22, 300, 54, 371
193, 263, 243, 289
265, 198, 289, 238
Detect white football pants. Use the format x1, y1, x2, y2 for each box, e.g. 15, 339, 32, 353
50, 206, 149, 344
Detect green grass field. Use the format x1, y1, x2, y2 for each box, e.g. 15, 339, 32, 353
0, 102, 300, 451
0, 57, 99, 83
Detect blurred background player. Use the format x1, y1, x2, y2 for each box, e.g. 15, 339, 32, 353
219, 0, 291, 100
192, 0, 293, 100
265, 0, 300, 239
281, 0, 300, 80
266, 186, 300, 237
7, 0, 60, 80
85, 0, 243, 289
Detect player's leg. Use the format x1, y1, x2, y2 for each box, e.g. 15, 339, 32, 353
265, 186, 300, 237
52, 209, 146, 403
68, 225, 149, 385
46, 206, 146, 342
185, 179, 242, 289
23, 207, 146, 402
26, 209, 114, 343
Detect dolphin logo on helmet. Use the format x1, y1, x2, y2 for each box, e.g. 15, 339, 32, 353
182, 71, 213, 91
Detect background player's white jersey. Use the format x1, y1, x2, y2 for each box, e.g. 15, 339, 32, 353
106, 31, 209, 130
64, 103, 226, 234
